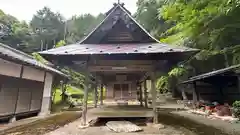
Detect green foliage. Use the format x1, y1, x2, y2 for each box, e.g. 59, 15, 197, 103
0, 7, 103, 53
32, 52, 49, 64
232, 101, 240, 118
66, 14, 104, 43
55, 40, 66, 48
168, 67, 187, 77
156, 76, 170, 93
61, 68, 85, 89
135, 0, 172, 38
233, 101, 240, 108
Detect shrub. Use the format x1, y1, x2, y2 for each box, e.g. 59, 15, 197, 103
232, 101, 240, 118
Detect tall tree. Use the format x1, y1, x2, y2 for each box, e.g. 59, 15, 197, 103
135, 0, 172, 38
66, 13, 104, 43
0, 9, 31, 51
30, 7, 65, 51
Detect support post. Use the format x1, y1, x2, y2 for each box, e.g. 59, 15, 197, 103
151, 72, 158, 124
39, 72, 53, 116
82, 78, 89, 126
100, 83, 104, 106
192, 82, 198, 108
238, 75, 240, 93
144, 80, 148, 108
139, 82, 143, 107
94, 82, 98, 108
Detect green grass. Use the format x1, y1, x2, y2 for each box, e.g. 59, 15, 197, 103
53, 86, 84, 104
52, 85, 95, 110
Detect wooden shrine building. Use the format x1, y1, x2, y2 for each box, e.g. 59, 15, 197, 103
39, 3, 198, 124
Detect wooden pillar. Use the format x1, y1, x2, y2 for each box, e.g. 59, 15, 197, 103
151, 72, 158, 124
139, 82, 143, 107
144, 80, 148, 108
192, 82, 198, 108
100, 83, 104, 106
94, 82, 98, 108
82, 77, 89, 126
238, 75, 240, 93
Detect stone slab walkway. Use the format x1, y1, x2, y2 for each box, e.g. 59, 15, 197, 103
44, 119, 187, 135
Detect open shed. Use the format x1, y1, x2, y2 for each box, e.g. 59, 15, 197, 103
0, 43, 67, 122
180, 64, 240, 105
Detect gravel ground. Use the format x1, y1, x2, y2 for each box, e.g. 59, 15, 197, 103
172, 111, 240, 135
44, 119, 195, 135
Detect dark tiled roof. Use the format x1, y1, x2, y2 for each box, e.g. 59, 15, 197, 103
0, 43, 67, 77
181, 64, 240, 84
39, 43, 198, 55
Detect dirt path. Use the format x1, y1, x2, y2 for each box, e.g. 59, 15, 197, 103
44, 118, 194, 135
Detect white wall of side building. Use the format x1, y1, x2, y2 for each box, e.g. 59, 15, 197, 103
0, 58, 22, 78
22, 66, 45, 82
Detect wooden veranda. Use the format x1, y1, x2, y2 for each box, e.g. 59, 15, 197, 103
39, 2, 198, 125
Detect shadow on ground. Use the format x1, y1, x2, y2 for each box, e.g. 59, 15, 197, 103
0, 112, 81, 135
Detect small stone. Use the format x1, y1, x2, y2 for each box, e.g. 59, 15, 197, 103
78, 124, 89, 129
153, 123, 165, 129
146, 123, 153, 127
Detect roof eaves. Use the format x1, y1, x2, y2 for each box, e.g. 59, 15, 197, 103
0, 43, 68, 78
180, 64, 240, 84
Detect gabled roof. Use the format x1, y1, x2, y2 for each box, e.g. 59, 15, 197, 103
39, 3, 199, 58
80, 3, 160, 44
0, 43, 67, 77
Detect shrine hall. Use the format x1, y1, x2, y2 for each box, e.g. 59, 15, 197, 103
39, 2, 198, 125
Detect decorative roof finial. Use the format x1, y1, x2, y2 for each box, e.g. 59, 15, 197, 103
118, 0, 120, 4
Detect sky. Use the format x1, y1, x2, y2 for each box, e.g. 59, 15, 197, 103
0, 0, 138, 22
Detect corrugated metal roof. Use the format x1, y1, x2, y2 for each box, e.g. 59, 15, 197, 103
180, 64, 240, 84
39, 43, 198, 55
0, 43, 67, 77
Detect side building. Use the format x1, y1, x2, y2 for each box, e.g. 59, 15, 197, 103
0, 43, 67, 122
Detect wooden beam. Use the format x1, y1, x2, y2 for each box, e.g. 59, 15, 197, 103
144, 80, 148, 108
151, 72, 158, 124
88, 65, 153, 72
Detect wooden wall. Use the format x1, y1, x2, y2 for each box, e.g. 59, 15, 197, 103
0, 58, 51, 118
0, 75, 44, 117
